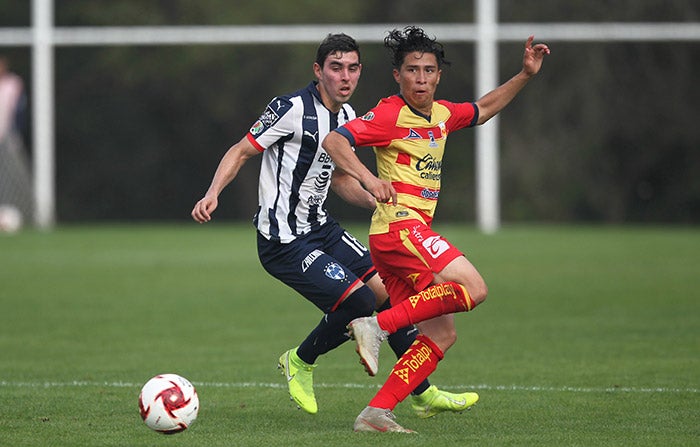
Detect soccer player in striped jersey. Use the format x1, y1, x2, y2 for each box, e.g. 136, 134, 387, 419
192, 33, 475, 417
323, 26, 550, 432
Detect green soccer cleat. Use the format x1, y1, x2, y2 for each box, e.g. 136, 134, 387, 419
410, 385, 479, 419
277, 348, 318, 414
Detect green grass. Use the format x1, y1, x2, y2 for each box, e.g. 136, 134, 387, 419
0, 223, 698, 446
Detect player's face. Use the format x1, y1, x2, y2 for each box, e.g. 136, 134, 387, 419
314, 50, 362, 113
394, 51, 441, 115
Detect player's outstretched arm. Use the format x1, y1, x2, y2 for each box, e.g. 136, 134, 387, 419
191, 137, 260, 223
475, 36, 550, 125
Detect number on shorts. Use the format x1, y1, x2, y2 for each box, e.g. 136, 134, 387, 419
342, 231, 367, 256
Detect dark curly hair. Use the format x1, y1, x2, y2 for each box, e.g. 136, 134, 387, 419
384, 26, 450, 69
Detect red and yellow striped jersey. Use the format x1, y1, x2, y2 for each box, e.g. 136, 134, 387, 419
336, 95, 478, 234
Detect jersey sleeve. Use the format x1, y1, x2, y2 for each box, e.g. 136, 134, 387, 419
334, 99, 397, 148
246, 96, 297, 152
441, 100, 479, 131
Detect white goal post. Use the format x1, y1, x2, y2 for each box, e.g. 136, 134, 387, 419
1, 0, 698, 231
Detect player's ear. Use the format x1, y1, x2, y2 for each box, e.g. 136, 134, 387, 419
313, 62, 323, 79
393, 68, 400, 84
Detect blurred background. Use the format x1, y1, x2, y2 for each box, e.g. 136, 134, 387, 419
1, 0, 698, 227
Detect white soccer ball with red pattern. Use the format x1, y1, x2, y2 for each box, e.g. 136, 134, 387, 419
138, 373, 199, 434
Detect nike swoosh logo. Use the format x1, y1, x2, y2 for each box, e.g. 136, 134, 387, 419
281, 357, 294, 382
361, 419, 388, 432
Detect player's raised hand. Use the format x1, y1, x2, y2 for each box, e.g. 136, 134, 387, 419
522, 35, 550, 76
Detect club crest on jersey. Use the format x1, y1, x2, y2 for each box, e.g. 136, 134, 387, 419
361, 112, 375, 121
324, 262, 346, 281
427, 130, 439, 148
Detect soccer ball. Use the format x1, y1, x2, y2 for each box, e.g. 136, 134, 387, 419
138, 373, 199, 434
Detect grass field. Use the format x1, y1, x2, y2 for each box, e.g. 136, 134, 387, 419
0, 223, 698, 446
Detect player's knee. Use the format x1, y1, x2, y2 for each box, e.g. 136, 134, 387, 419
468, 280, 488, 306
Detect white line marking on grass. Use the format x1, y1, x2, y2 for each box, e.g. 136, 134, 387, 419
0, 380, 697, 394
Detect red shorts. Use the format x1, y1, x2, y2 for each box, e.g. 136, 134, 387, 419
369, 220, 463, 306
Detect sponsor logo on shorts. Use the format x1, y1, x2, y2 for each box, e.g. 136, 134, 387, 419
323, 262, 346, 280
411, 225, 424, 242
301, 249, 324, 272
423, 235, 449, 258
407, 273, 421, 286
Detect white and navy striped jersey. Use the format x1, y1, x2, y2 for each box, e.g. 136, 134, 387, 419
245, 82, 356, 243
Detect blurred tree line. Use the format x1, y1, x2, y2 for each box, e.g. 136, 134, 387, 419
1, 0, 698, 224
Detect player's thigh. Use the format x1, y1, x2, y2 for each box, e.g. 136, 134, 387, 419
417, 314, 457, 353
324, 225, 385, 300
258, 236, 360, 313
433, 255, 488, 304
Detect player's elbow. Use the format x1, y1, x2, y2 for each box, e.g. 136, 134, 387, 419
322, 130, 348, 154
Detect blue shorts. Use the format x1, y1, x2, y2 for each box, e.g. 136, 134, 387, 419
257, 220, 376, 313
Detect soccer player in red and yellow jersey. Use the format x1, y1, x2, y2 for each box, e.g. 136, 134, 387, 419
323, 26, 550, 433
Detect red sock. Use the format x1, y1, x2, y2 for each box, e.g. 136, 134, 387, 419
377, 282, 476, 333
369, 335, 444, 410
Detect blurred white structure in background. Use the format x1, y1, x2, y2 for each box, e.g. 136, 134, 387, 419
1, 0, 698, 231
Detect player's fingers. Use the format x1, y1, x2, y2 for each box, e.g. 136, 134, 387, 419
192, 202, 210, 223
533, 43, 551, 55
525, 35, 535, 49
